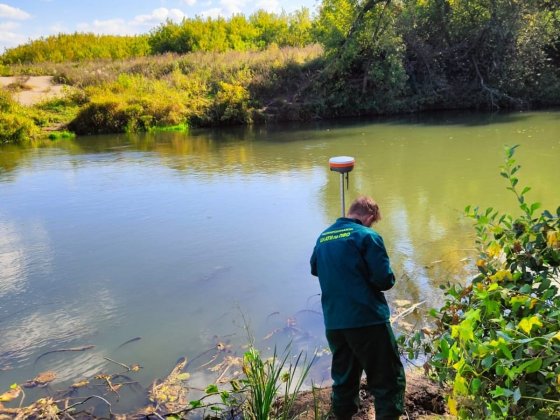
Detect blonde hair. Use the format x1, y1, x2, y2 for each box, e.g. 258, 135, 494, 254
348, 196, 381, 223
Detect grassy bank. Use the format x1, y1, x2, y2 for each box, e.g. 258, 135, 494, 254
1, 45, 324, 142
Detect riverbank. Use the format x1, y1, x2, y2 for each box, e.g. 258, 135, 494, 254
2, 40, 559, 144
0, 364, 447, 419
0, 46, 324, 143
288, 369, 448, 419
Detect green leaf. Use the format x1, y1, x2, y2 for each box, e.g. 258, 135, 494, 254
519, 284, 532, 294
439, 338, 450, 359
498, 343, 513, 360
471, 378, 482, 393
520, 358, 542, 374
521, 186, 532, 196
530, 202, 541, 213
482, 355, 494, 369
205, 384, 219, 394
190, 399, 202, 408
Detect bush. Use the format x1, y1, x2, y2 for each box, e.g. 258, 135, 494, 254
1, 33, 151, 64
0, 91, 39, 142
405, 146, 560, 418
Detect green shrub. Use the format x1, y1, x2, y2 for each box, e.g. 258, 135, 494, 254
404, 146, 560, 418
0, 91, 40, 142
1, 33, 150, 64
213, 81, 252, 124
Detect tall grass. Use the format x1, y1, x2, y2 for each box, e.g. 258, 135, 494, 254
242, 345, 315, 420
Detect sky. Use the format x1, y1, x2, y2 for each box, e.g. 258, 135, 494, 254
0, 0, 319, 52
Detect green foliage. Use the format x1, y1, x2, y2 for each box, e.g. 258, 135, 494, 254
148, 9, 315, 55
397, 0, 560, 109
63, 46, 322, 134
240, 346, 314, 420
404, 146, 560, 418
1, 33, 150, 64
0, 90, 40, 143
313, 0, 408, 116
47, 130, 76, 140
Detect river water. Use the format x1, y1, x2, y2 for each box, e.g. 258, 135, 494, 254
0, 110, 559, 412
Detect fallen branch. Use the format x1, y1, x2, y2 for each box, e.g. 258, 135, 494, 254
60, 395, 113, 416
391, 301, 426, 324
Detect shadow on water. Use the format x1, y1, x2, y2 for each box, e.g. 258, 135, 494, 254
1, 110, 559, 175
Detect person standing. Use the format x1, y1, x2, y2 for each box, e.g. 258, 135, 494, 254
310, 196, 405, 420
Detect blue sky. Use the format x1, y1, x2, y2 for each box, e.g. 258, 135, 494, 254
0, 0, 319, 52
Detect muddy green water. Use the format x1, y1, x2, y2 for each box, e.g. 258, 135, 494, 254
0, 110, 559, 412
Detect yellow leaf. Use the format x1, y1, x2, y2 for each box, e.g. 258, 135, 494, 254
453, 358, 465, 371
547, 230, 558, 248
486, 242, 502, 258
489, 269, 512, 282
451, 325, 459, 338
518, 316, 543, 334
453, 375, 468, 395
448, 397, 458, 416
0, 385, 21, 402
530, 299, 538, 309
552, 331, 560, 342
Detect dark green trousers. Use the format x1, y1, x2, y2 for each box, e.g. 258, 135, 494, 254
326, 323, 406, 420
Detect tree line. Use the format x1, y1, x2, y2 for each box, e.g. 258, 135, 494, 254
0, 9, 313, 64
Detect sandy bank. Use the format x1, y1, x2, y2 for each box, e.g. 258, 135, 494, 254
0, 76, 65, 106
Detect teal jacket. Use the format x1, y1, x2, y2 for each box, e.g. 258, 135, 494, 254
310, 217, 395, 330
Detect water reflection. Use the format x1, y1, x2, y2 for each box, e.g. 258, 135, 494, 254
0, 286, 118, 370
0, 219, 53, 300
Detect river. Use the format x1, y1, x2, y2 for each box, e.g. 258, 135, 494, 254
0, 110, 559, 412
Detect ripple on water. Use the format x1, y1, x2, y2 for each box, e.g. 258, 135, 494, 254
0, 287, 120, 371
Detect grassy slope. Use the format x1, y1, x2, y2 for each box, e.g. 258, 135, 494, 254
0, 45, 324, 142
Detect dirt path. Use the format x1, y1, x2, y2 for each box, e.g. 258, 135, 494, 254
0, 76, 65, 105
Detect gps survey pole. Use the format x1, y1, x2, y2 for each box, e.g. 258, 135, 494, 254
329, 156, 355, 217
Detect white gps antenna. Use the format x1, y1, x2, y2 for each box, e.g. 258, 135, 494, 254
329, 156, 355, 217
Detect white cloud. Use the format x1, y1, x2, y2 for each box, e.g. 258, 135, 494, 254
0, 28, 26, 50
200, 0, 247, 18
76, 18, 132, 35
49, 23, 68, 34
76, 7, 186, 36
182, 0, 197, 6
133, 7, 185, 25
256, 0, 280, 13
0, 3, 31, 20
220, 0, 246, 15
0, 20, 18, 31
